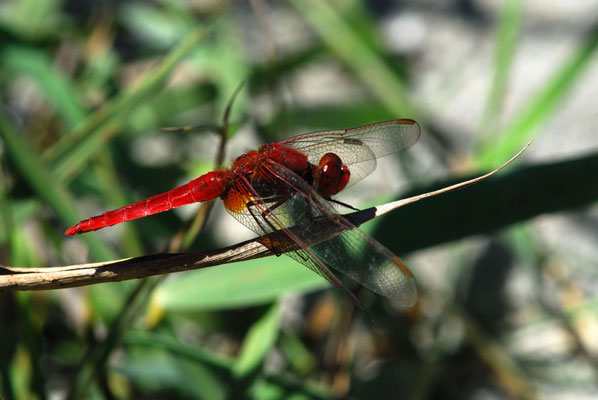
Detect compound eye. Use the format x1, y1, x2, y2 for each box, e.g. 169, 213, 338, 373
317, 153, 350, 196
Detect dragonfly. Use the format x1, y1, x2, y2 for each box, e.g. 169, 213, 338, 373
66, 120, 421, 307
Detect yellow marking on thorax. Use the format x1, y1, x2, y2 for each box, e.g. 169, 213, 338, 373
223, 190, 252, 213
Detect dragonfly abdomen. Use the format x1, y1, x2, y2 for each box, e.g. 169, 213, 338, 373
65, 171, 228, 235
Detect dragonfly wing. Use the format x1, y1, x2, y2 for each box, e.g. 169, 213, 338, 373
281, 119, 420, 187
268, 162, 417, 304
275, 189, 416, 304
223, 162, 417, 306
305, 223, 417, 304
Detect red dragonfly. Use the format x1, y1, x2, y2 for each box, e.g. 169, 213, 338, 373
66, 120, 421, 307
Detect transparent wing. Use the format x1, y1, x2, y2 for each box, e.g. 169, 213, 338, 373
280, 119, 421, 187
222, 161, 417, 306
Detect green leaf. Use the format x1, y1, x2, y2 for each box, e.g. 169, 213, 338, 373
1, 46, 87, 130
279, 333, 316, 375
44, 23, 212, 182
233, 304, 280, 378
154, 257, 328, 311
478, 26, 598, 168
477, 0, 522, 146
119, 2, 195, 49
0, 112, 115, 261
124, 331, 234, 372
0, 199, 39, 244
0, 0, 66, 40
290, 0, 418, 119
114, 345, 225, 400
376, 153, 598, 255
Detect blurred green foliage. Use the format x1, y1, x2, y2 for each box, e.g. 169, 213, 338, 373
1, 1, 597, 399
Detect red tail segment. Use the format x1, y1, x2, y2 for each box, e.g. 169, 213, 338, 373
65, 171, 228, 235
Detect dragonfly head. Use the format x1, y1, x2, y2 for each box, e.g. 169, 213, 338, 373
315, 153, 350, 197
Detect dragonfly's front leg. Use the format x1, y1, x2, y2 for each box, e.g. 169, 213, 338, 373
326, 197, 359, 211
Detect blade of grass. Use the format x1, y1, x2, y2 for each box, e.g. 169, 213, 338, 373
66, 276, 159, 400
54, 83, 217, 183
120, 2, 196, 49
279, 332, 316, 375
477, 0, 522, 147
124, 330, 335, 400
124, 83, 218, 136
52, 120, 122, 183
0, 111, 115, 261
124, 331, 234, 371
0, 165, 15, 246
1, 46, 87, 130
15, 293, 47, 400
0, 199, 39, 244
155, 257, 326, 311
233, 304, 280, 378
290, 0, 419, 118
231, 304, 280, 398
0, 0, 64, 40
478, 25, 598, 168
43, 23, 211, 176
377, 151, 598, 254
0, 168, 17, 400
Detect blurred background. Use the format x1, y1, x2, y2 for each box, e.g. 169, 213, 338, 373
1, 0, 598, 399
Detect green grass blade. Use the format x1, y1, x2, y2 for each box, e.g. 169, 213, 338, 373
479, 26, 598, 168
154, 258, 327, 311
0, 0, 64, 40
477, 0, 522, 146
43, 23, 211, 173
290, 0, 418, 118
120, 2, 196, 49
233, 304, 280, 378
0, 112, 115, 261
279, 333, 316, 375
377, 152, 598, 254
53, 121, 121, 183
1, 46, 87, 130
124, 331, 234, 371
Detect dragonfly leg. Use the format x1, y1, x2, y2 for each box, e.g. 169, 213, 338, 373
326, 197, 359, 211
246, 195, 290, 256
